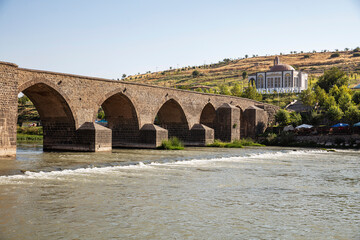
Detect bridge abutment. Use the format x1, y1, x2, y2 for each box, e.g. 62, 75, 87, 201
0, 63, 18, 157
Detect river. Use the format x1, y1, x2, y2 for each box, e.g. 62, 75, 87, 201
0, 144, 359, 239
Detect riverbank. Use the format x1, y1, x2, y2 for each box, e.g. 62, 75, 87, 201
17, 133, 43, 142
259, 132, 360, 149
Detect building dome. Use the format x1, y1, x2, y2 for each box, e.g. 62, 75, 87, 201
269, 64, 295, 72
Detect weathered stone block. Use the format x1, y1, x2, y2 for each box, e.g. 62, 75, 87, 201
75, 122, 112, 152
0, 63, 18, 157
243, 106, 268, 139
190, 124, 214, 146
215, 103, 240, 142
140, 124, 168, 147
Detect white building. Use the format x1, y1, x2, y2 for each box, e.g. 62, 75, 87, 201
248, 57, 308, 94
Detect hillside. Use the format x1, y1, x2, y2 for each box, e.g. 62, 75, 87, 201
123, 50, 360, 89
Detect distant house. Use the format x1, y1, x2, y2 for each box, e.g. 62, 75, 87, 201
285, 100, 312, 112
248, 56, 308, 94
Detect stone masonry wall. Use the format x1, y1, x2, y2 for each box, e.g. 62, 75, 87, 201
0, 62, 18, 157
0, 61, 280, 156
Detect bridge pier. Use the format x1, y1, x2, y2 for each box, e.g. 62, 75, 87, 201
215, 103, 240, 142
242, 106, 267, 138
75, 122, 112, 151
190, 124, 214, 146
140, 124, 168, 148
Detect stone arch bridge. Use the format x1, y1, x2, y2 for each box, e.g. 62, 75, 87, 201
0, 61, 279, 157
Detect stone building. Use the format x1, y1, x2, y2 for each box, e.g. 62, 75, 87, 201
248, 57, 308, 94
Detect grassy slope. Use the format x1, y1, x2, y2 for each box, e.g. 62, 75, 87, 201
124, 51, 360, 89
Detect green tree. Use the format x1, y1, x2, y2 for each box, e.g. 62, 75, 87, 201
97, 108, 105, 120
219, 84, 231, 95
316, 67, 349, 92
275, 109, 290, 126
192, 70, 200, 78
18, 95, 30, 105
344, 105, 360, 124
122, 74, 126, 79
352, 91, 360, 105
326, 105, 343, 122
231, 83, 242, 97
329, 85, 341, 101
289, 111, 302, 126
242, 71, 247, 80
241, 85, 262, 101
324, 95, 337, 109
300, 88, 316, 107
314, 86, 327, 106
338, 92, 352, 112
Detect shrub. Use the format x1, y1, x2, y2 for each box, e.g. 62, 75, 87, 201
353, 53, 360, 57
264, 133, 278, 145
275, 109, 290, 126
354, 47, 360, 52
17, 126, 43, 135
303, 55, 310, 59
192, 70, 200, 78
207, 139, 263, 148
330, 53, 340, 58
289, 112, 302, 126
158, 137, 184, 150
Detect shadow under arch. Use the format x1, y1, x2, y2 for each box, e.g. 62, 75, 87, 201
18, 79, 78, 128
200, 103, 216, 129
98, 92, 140, 146
19, 83, 77, 150
154, 98, 189, 142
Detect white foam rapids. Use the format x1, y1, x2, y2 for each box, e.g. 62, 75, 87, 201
0, 149, 326, 183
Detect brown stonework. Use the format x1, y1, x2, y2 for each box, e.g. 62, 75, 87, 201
0, 63, 18, 157
190, 124, 214, 146
243, 106, 268, 138
140, 124, 168, 148
215, 103, 241, 142
0, 61, 279, 157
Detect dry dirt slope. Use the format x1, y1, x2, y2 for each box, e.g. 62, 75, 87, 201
123, 51, 360, 89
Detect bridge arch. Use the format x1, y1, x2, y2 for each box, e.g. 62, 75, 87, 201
154, 98, 189, 142
200, 102, 216, 129
97, 90, 140, 146
18, 78, 78, 128
18, 81, 77, 150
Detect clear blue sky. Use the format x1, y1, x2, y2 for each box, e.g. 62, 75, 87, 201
1, 0, 360, 79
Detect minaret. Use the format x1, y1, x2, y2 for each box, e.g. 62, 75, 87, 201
274, 56, 280, 66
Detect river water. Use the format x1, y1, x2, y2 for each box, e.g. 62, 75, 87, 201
0, 144, 359, 239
